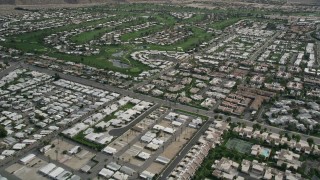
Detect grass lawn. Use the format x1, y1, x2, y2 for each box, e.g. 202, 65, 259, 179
148, 26, 213, 51
121, 102, 136, 110
182, 14, 206, 23
2, 41, 48, 53
71, 28, 109, 44
103, 102, 136, 122
72, 131, 105, 151
4, 17, 150, 76
49, 46, 150, 76
120, 24, 164, 42
210, 17, 242, 30
70, 16, 148, 44
1, 16, 116, 53
154, 14, 177, 26
174, 109, 208, 120
0, 6, 245, 78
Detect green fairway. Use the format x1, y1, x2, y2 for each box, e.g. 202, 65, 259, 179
71, 28, 108, 44
148, 27, 213, 51
70, 17, 148, 44
49, 46, 150, 76
120, 25, 164, 42
0, 3, 285, 77
210, 17, 242, 30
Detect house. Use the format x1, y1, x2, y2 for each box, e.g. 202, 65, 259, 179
274, 149, 301, 170
251, 160, 265, 177
68, 146, 81, 155
211, 157, 239, 179
99, 168, 114, 178
241, 160, 251, 174
137, 152, 150, 160
140, 171, 155, 179
102, 146, 117, 155
20, 154, 36, 165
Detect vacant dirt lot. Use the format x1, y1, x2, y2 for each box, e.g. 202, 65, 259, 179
6, 157, 49, 180
45, 139, 95, 170
161, 127, 196, 159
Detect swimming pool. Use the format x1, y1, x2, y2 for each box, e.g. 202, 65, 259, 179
260, 148, 271, 158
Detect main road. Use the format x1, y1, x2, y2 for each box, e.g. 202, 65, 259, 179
0, 61, 20, 79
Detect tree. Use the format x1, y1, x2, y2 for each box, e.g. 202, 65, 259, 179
292, 109, 299, 118
226, 117, 232, 122
280, 163, 287, 171
288, 166, 296, 172
94, 126, 104, 133
3, 60, 9, 66
266, 23, 277, 30
0, 126, 7, 138
253, 123, 261, 130
35, 114, 45, 121
54, 73, 60, 81
307, 138, 314, 146
295, 134, 301, 142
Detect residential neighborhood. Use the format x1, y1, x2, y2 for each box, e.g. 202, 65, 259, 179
0, 0, 320, 180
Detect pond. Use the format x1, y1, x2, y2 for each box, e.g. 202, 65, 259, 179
112, 51, 125, 58
110, 59, 130, 68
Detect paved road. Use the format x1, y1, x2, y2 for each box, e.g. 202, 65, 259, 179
248, 31, 281, 62
109, 104, 160, 136
316, 41, 320, 68
0, 62, 20, 79
159, 118, 214, 179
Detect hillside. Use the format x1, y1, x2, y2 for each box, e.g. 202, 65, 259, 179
0, 0, 116, 5
1, 0, 319, 5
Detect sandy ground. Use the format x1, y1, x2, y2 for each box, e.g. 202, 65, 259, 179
44, 139, 95, 170
127, 155, 145, 166
136, 118, 155, 130
118, 130, 140, 145
6, 157, 49, 180
119, 141, 153, 165
158, 119, 172, 128
109, 140, 128, 152
146, 162, 165, 174
161, 127, 196, 159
